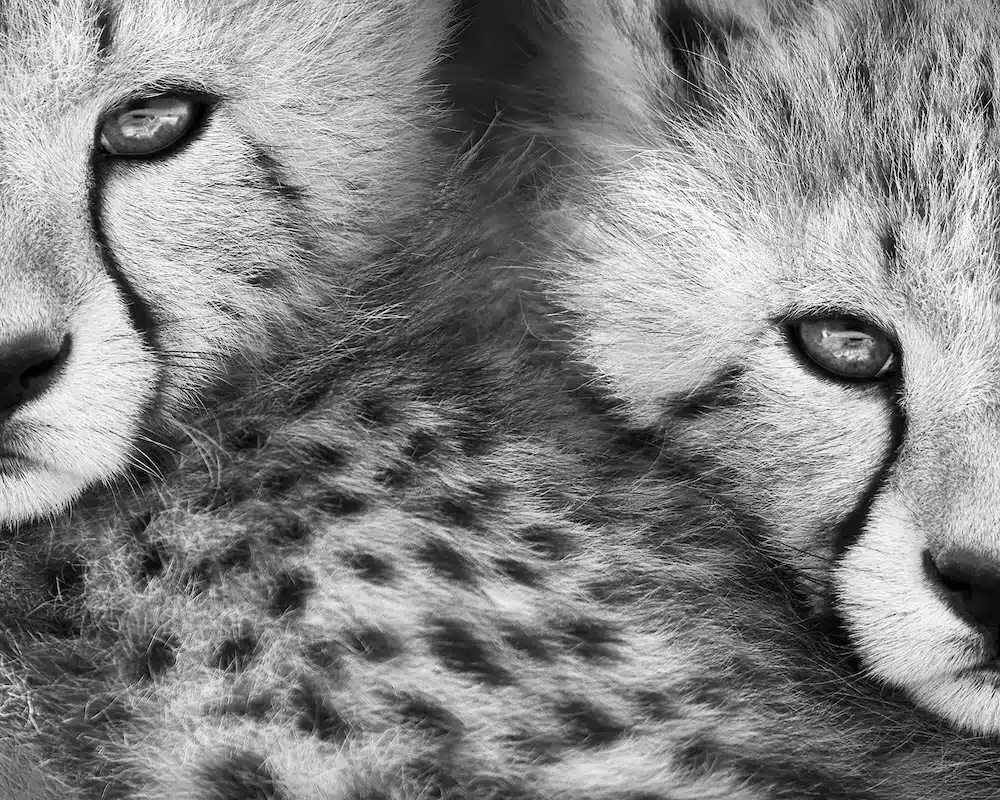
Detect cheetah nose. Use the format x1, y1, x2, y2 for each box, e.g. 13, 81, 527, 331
0, 331, 71, 416
925, 548, 1000, 635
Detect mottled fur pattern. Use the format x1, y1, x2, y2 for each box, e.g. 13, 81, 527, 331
2, 0, 1000, 798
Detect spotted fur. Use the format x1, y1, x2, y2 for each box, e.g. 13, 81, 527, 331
2, 0, 1000, 797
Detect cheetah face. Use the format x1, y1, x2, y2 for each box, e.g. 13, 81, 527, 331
0, 0, 447, 524
549, 0, 1000, 733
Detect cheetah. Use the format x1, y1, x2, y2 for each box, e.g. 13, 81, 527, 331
1, 0, 1000, 798
531, 0, 1000, 738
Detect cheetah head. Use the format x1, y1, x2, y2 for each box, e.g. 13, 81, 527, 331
0, 0, 448, 524
547, 0, 1000, 733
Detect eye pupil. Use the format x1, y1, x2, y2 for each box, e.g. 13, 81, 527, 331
795, 316, 896, 380
99, 94, 201, 157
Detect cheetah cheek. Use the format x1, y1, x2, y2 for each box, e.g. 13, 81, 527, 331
835, 493, 1000, 733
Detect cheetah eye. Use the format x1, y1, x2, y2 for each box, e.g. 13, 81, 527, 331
793, 316, 896, 380
98, 95, 202, 157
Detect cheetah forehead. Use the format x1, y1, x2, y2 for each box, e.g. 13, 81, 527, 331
696, 0, 1000, 258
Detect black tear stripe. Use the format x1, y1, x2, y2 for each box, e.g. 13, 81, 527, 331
88, 163, 161, 350
88, 155, 167, 454
831, 376, 907, 557
662, 356, 906, 559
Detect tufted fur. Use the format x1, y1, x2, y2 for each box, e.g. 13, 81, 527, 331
4, 0, 1000, 797
0, 0, 452, 524
535, 0, 1000, 737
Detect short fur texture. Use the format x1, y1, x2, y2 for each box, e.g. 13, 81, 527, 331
3, 0, 1000, 798
536, 0, 1000, 736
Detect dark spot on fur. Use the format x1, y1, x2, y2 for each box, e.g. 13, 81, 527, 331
417, 538, 474, 583
406, 431, 439, 461
263, 510, 312, 547
288, 376, 333, 416
620, 795, 669, 800
299, 441, 348, 470
268, 569, 314, 617
227, 425, 269, 450
217, 691, 274, 720
558, 699, 629, 748
317, 490, 366, 516
634, 689, 682, 721
95, 2, 115, 59
673, 735, 721, 776
586, 576, 626, 606
208, 299, 242, 318
375, 464, 413, 489
261, 469, 300, 495
199, 750, 287, 800
130, 511, 154, 536
213, 625, 257, 673
437, 497, 478, 528
454, 416, 494, 456
673, 364, 744, 418
131, 629, 179, 682
346, 551, 394, 584
294, 678, 351, 742
501, 622, 550, 661
556, 617, 624, 662
345, 626, 401, 663
303, 640, 345, 676
219, 538, 254, 570
190, 538, 254, 590
679, 678, 733, 710
428, 617, 511, 685
136, 542, 169, 589
45, 559, 85, 601
507, 729, 563, 765
879, 226, 900, 273
518, 525, 569, 560
495, 557, 538, 586
252, 146, 306, 206
359, 396, 398, 427
389, 691, 462, 739
193, 477, 254, 512
978, 84, 996, 129
655, 0, 733, 103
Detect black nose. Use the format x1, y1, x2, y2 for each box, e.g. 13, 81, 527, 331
926, 548, 1000, 633
0, 332, 71, 415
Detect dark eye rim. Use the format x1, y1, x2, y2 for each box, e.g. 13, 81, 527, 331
783, 313, 900, 385
95, 86, 217, 161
